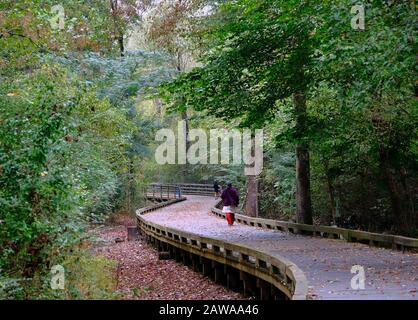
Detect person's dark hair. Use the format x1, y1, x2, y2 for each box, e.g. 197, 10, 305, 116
227, 181, 232, 187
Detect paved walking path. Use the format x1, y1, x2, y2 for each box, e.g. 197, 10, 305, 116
141, 196, 418, 300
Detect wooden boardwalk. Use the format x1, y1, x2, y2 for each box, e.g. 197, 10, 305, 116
140, 196, 418, 300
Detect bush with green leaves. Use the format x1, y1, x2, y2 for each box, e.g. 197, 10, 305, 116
0, 63, 133, 276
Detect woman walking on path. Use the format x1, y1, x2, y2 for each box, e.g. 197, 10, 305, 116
221, 182, 239, 226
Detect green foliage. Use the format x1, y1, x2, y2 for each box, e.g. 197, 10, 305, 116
0, 1, 176, 296
160, 0, 316, 128
259, 151, 296, 220
0, 63, 132, 273
1, 0, 417, 300
159, 0, 417, 234
0, 249, 120, 300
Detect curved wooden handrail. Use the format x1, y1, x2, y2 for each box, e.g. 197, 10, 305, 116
211, 207, 418, 251
136, 200, 309, 300
147, 183, 418, 251
150, 183, 214, 196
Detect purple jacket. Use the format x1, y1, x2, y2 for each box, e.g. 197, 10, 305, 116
221, 187, 239, 206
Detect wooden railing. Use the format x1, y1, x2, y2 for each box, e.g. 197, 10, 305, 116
138, 197, 187, 215
146, 183, 418, 251
136, 200, 309, 300
211, 206, 418, 251
150, 183, 213, 196
145, 184, 184, 201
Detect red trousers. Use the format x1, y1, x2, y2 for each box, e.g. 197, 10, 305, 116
226, 212, 235, 225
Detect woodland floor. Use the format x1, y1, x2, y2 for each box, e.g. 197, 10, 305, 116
88, 213, 246, 300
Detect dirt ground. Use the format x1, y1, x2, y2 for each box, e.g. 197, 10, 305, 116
89, 213, 246, 300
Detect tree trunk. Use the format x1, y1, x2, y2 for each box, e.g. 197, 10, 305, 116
181, 110, 190, 147
245, 175, 258, 217
110, 0, 124, 57
296, 144, 313, 224
181, 110, 190, 181
118, 35, 125, 57
175, 52, 191, 181
127, 158, 134, 212
293, 93, 313, 225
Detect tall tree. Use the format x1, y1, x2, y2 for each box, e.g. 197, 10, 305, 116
109, 0, 148, 56
313, 0, 417, 235
143, 0, 207, 179
160, 0, 317, 222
